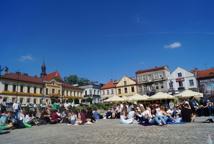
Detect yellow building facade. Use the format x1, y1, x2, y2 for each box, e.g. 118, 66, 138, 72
116, 76, 137, 97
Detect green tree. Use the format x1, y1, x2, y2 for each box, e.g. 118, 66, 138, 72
64, 74, 91, 86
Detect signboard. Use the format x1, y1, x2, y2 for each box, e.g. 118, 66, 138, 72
176, 77, 185, 82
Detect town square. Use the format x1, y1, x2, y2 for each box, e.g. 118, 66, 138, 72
1, 0, 214, 144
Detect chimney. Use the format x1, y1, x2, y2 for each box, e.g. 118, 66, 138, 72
23, 73, 28, 76
16, 72, 21, 75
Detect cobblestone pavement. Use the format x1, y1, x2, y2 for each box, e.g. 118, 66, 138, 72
0, 117, 214, 144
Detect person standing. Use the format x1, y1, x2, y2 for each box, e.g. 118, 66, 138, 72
12, 99, 20, 119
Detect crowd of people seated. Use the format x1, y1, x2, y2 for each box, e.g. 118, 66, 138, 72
0, 99, 102, 134
0, 97, 214, 134
104, 97, 214, 125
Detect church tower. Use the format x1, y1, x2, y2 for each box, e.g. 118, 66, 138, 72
40, 62, 47, 78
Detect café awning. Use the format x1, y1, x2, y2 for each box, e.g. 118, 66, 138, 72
104, 95, 126, 102
175, 90, 203, 98
149, 92, 175, 100
127, 93, 149, 101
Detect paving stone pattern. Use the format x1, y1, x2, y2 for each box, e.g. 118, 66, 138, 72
0, 117, 214, 144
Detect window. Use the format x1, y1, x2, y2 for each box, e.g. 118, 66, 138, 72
111, 89, 114, 94
46, 88, 48, 95
89, 90, 92, 95
27, 98, 30, 103
27, 86, 30, 93
34, 99, 37, 104
156, 86, 159, 90
34, 87, 37, 94
20, 98, 23, 104
189, 80, 194, 86
178, 72, 182, 77
107, 90, 109, 95
13, 85, 16, 92
52, 89, 55, 94
178, 81, 183, 87
40, 99, 43, 104
58, 90, 60, 94
40, 88, 43, 94
131, 87, 135, 92
12, 98, 16, 103
118, 89, 121, 94
85, 91, 87, 96
124, 88, 128, 93
124, 81, 127, 86
94, 90, 96, 95
161, 85, 164, 89
4, 84, 8, 91
20, 85, 23, 92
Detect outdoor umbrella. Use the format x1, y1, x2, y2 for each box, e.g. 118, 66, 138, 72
127, 93, 149, 101
148, 92, 175, 100
175, 90, 203, 98
104, 95, 126, 102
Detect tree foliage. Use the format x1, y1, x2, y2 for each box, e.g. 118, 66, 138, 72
64, 74, 91, 86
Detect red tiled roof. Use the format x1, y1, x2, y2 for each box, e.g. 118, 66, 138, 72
136, 66, 168, 74
2, 72, 43, 85
195, 68, 214, 79
43, 71, 62, 81
101, 80, 117, 90
62, 83, 83, 90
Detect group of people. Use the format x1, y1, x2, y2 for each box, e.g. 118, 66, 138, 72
0, 100, 102, 134
104, 97, 214, 125
0, 97, 213, 134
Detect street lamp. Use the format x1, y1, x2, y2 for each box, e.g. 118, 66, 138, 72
0, 65, 8, 76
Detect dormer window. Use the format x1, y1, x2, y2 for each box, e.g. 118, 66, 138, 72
178, 72, 182, 77
124, 81, 127, 86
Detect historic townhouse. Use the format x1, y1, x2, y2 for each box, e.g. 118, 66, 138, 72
168, 67, 198, 93
193, 68, 214, 99
136, 66, 170, 96
79, 83, 102, 104
116, 76, 137, 97
0, 64, 83, 104
101, 80, 118, 100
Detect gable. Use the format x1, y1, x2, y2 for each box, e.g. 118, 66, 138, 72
171, 67, 194, 78
116, 76, 136, 87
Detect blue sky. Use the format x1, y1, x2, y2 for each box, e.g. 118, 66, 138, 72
0, 0, 214, 83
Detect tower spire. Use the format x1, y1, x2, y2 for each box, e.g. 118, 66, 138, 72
40, 61, 47, 78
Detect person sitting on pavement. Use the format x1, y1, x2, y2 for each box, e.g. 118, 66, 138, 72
49, 109, 61, 124
120, 105, 134, 124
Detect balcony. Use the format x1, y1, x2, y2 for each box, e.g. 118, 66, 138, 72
139, 77, 167, 84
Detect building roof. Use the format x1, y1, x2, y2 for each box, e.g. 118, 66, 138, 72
43, 71, 62, 81
101, 80, 118, 90
62, 83, 83, 91
194, 68, 214, 79
136, 66, 168, 74
1, 72, 43, 85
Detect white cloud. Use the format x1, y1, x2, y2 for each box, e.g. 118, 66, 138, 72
19, 55, 33, 62
164, 42, 182, 49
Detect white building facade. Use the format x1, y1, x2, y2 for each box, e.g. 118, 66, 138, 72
79, 84, 102, 104
168, 67, 198, 92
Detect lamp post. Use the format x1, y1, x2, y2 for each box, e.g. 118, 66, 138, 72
0, 65, 8, 76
